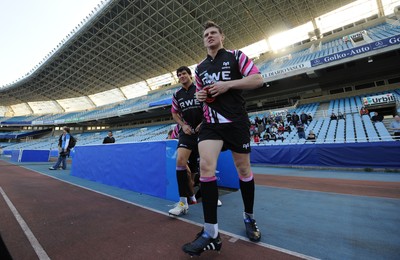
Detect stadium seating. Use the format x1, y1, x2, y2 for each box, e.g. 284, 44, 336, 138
257, 22, 400, 77
1, 86, 398, 154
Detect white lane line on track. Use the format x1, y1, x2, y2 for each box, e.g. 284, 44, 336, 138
0, 187, 50, 260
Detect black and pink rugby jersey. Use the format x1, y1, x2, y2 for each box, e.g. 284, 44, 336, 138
171, 83, 203, 129
194, 49, 260, 124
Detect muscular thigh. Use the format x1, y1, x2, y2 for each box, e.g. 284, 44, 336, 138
177, 147, 192, 166
198, 140, 223, 177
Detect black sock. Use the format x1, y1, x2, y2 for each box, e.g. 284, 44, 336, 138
240, 178, 255, 215
195, 187, 202, 200
177, 169, 189, 197
201, 180, 218, 224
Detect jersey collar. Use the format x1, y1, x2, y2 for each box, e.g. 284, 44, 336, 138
207, 48, 226, 61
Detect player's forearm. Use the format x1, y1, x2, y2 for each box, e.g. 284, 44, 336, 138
172, 113, 185, 127
229, 74, 263, 90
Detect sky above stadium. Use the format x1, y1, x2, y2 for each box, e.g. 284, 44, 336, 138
0, 0, 102, 87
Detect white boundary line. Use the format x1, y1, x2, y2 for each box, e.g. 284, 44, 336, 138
17, 164, 319, 260
0, 187, 50, 260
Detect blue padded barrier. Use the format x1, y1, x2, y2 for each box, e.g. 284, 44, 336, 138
10, 150, 21, 162
216, 151, 239, 189
71, 141, 174, 200
3, 150, 12, 156
20, 150, 50, 162
50, 149, 59, 157
71, 140, 239, 201
251, 142, 400, 168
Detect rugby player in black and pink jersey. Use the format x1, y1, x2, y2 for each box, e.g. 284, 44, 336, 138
169, 66, 203, 216
182, 21, 264, 257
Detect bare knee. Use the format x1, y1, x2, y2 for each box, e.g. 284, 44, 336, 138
236, 164, 251, 178
233, 154, 251, 178
177, 157, 187, 167
176, 149, 191, 167
199, 159, 216, 177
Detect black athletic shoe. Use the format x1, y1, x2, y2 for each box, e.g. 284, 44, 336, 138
244, 214, 261, 242
182, 230, 222, 256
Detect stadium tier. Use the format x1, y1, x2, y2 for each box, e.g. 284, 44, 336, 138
1, 87, 398, 155
258, 21, 400, 79
0, 87, 178, 125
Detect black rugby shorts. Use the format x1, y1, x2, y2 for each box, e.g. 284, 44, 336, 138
178, 132, 198, 151
198, 121, 251, 153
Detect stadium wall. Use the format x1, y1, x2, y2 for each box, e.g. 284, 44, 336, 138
70, 140, 239, 201
251, 141, 400, 168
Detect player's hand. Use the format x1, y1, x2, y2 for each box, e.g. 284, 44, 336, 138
195, 124, 202, 133
196, 89, 207, 102
207, 81, 230, 97
182, 124, 192, 135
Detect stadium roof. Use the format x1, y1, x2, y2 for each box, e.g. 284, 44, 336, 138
0, 0, 355, 106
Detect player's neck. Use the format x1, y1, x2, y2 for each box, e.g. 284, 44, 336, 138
207, 45, 223, 59
182, 81, 192, 89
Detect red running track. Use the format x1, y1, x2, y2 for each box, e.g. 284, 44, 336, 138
0, 161, 302, 260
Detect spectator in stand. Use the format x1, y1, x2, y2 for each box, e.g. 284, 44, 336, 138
256, 117, 264, 134
254, 123, 259, 136
307, 113, 313, 124
254, 116, 262, 126
286, 112, 292, 125
249, 123, 256, 136
285, 124, 292, 133
337, 112, 345, 120
274, 114, 282, 124
300, 111, 308, 125
292, 112, 299, 126
269, 132, 277, 142
262, 115, 268, 129
360, 106, 369, 116
268, 115, 274, 125
296, 121, 306, 139
103, 131, 115, 144
371, 112, 383, 123
306, 130, 317, 142
263, 132, 270, 142
264, 124, 270, 135
330, 113, 338, 120
276, 132, 284, 142
390, 115, 400, 140
253, 134, 260, 144
270, 124, 278, 135
277, 123, 285, 134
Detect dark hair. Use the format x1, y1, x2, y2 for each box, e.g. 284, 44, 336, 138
63, 126, 70, 133
203, 20, 223, 34
176, 66, 191, 77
